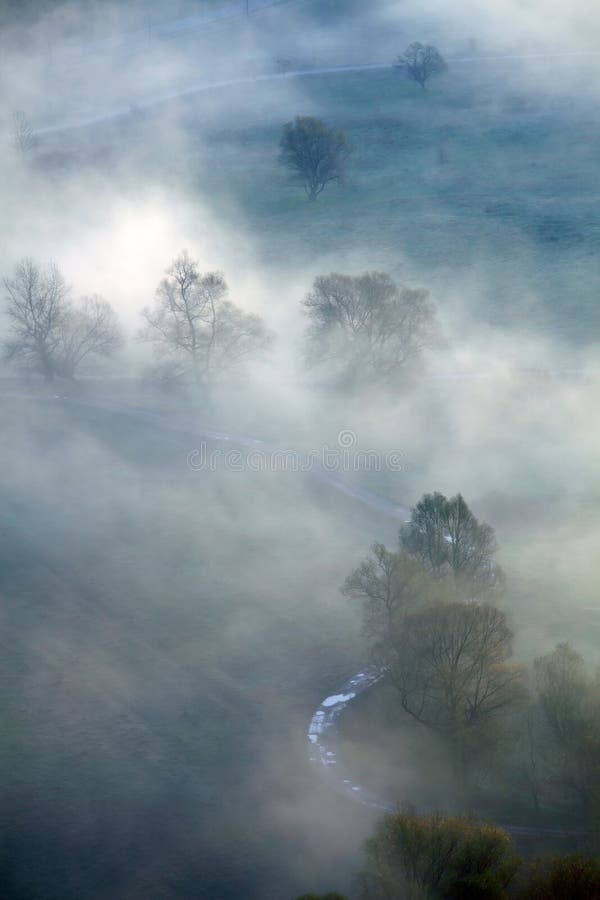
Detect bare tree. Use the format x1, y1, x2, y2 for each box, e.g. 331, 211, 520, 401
57, 295, 122, 379
3, 259, 122, 381
141, 251, 272, 387
395, 42, 447, 89
343, 543, 452, 658
400, 492, 503, 593
11, 110, 35, 158
302, 271, 438, 387
388, 601, 526, 780
279, 116, 352, 201
3, 258, 68, 381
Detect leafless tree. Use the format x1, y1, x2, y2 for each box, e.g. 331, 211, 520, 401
302, 271, 438, 387
343, 543, 453, 657
57, 295, 122, 379
141, 251, 272, 387
11, 110, 35, 158
387, 601, 526, 781
3, 259, 121, 381
3, 258, 68, 381
395, 42, 447, 89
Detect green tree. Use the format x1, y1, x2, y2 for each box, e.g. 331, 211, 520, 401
361, 812, 519, 899
400, 493, 503, 593
279, 116, 352, 201
516, 854, 600, 899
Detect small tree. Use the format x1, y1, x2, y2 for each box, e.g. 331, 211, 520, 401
11, 110, 35, 158
302, 271, 437, 387
141, 251, 272, 388
361, 812, 519, 899
400, 493, 503, 593
279, 116, 352, 201
395, 42, 447, 89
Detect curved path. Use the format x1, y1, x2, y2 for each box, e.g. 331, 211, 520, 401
4, 390, 586, 836
33, 52, 600, 136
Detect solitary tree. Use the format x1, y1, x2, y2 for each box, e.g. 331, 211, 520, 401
141, 251, 271, 388
395, 42, 447, 89
2, 259, 121, 381
302, 271, 437, 387
400, 493, 503, 593
279, 116, 352, 201
361, 812, 518, 899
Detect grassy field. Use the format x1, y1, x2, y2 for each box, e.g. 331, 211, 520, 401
159, 61, 600, 344
0, 393, 397, 898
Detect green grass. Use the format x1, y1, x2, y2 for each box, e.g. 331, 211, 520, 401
153, 63, 600, 343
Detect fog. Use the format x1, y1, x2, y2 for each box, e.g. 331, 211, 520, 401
1, 1, 599, 897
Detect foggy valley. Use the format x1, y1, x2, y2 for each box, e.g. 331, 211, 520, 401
1, 1, 599, 897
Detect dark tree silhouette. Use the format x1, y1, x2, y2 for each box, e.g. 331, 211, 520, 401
395, 42, 447, 89
279, 116, 351, 201
400, 492, 503, 593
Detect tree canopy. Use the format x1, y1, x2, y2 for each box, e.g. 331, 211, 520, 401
141, 251, 272, 387
302, 271, 437, 387
395, 42, 447, 88
2, 258, 121, 381
279, 116, 352, 201
400, 492, 503, 593
361, 812, 518, 899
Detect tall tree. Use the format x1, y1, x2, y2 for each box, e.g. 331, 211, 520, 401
3, 258, 68, 381
279, 116, 351, 201
3, 259, 121, 381
141, 251, 272, 387
387, 601, 526, 779
400, 493, 503, 593
302, 271, 437, 387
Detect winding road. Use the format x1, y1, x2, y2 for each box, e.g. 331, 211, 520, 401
12, 0, 599, 838
8, 390, 581, 838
